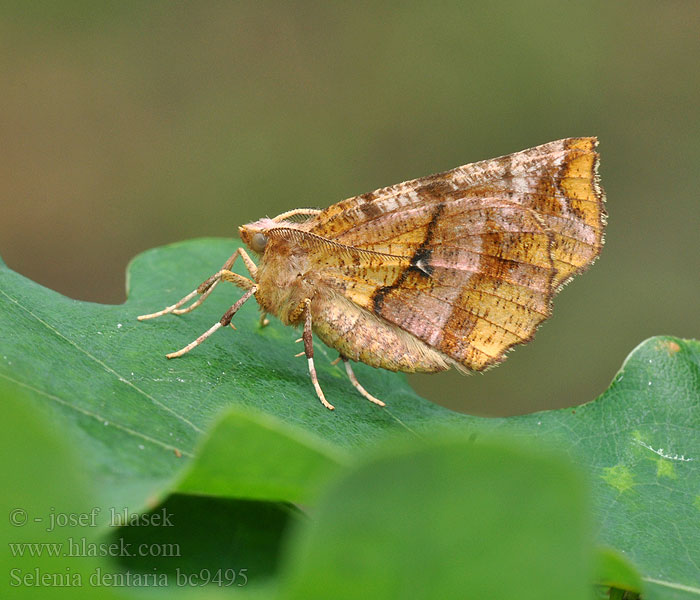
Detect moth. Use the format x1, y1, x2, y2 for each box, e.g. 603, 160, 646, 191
139, 137, 606, 410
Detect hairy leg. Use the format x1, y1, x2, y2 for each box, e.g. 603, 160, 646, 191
272, 208, 321, 222
342, 357, 386, 407
302, 299, 334, 410
137, 247, 257, 320
165, 287, 257, 359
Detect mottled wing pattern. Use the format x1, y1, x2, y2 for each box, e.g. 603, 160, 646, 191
307, 137, 606, 371
300, 199, 555, 371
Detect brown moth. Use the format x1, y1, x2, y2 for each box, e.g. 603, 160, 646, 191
138, 137, 606, 410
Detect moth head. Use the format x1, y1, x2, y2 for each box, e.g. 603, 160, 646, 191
239, 218, 276, 255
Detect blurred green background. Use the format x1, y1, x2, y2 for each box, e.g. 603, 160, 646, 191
1, 1, 698, 415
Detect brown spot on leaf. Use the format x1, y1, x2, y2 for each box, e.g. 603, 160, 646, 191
658, 340, 681, 355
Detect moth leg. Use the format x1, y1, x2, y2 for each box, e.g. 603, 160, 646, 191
220, 270, 255, 291
302, 299, 334, 411
172, 249, 256, 314
259, 312, 270, 328
137, 247, 257, 320
166, 287, 257, 359
341, 357, 386, 407
272, 208, 321, 222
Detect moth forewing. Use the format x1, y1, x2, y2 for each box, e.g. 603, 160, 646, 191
138, 137, 605, 410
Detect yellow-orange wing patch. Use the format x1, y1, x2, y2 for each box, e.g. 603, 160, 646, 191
308, 137, 605, 370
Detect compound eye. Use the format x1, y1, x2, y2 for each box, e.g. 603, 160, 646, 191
251, 232, 268, 253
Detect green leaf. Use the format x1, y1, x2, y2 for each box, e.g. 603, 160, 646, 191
174, 407, 350, 504
113, 493, 294, 588
278, 436, 593, 600
499, 337, 700, 597
595, 547, 643, 595
1, 239, 698, 594
0, 385, 120, 599
643, 580, 700, 600
0, 383, 294, 595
